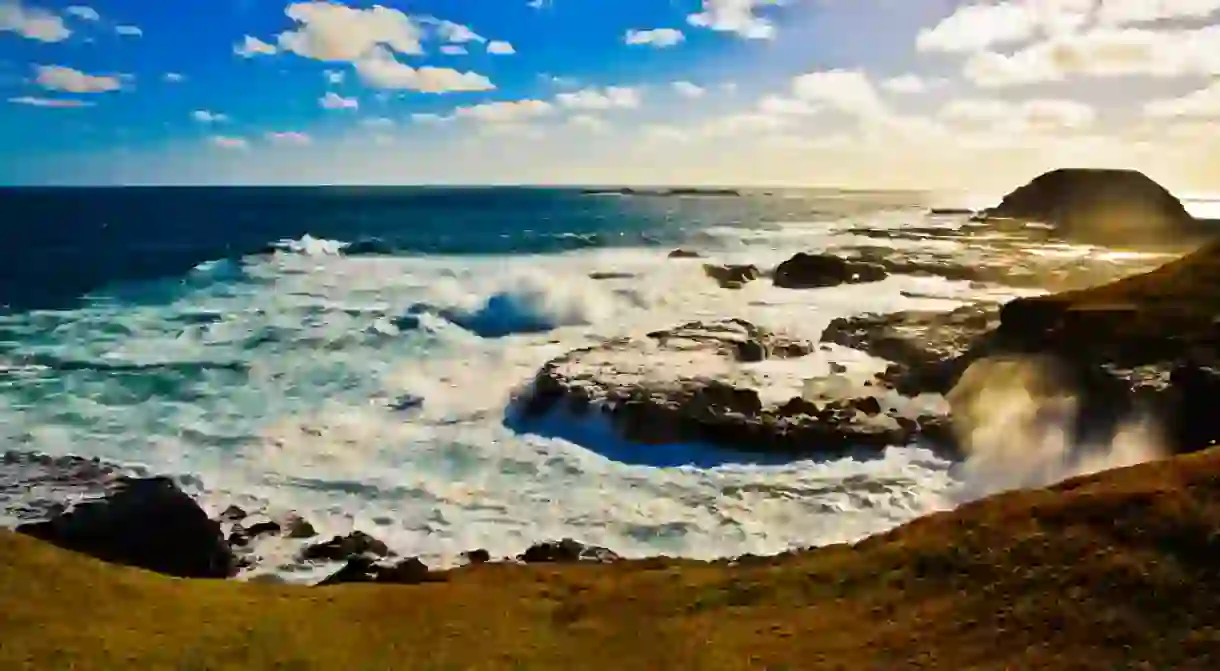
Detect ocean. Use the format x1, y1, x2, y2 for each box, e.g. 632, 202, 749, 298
0, 186, 1179, 581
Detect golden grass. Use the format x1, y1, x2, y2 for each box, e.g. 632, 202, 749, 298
6, 449, 1220, 670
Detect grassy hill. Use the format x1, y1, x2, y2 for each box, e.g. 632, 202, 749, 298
5, 448, 1220, 670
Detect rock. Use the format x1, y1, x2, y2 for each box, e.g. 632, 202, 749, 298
774, 252, 889, 289
285, 515, 318, 539
245, 520, 282, 539
16, 476, 236, 579
0, 451, 126, 524
668, 249, 703, 259
317, 556, 435, 586
300, 531, 390, 562
519, 539, 621, 564
977, 168, 1206, 247
928, 208, 975, 216
589, 271, 636, 281
219, 505, 248, 522
513, 319, 933, 457
463, 549, 491, 564
703, 263, 760, 289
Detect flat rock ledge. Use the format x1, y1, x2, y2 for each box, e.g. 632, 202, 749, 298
514, 319, 953, 457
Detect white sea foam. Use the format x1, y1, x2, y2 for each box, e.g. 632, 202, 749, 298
0, 215, 1165, 581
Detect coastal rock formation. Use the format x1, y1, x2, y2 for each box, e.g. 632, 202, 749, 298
317, 555, 436, 586
300, 531, 391, 562
703, 263, 760, 289
976, 168, 1204, 247
519, 539, 621, 564
514, 319, 952, 457
773, 253, 889, 289
15, 476, 236, 579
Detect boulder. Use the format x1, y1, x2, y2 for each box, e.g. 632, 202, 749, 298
977, 168, 1205, 247
703, 263, 760, 289
774, 253, 889, 289
317, 556, 435, 586
518, 539, 621, 564
16, 476, 236, 579
300, 531, 390, 562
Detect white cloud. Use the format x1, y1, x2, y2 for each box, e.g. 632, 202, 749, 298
556, 86, 640, 110
964, 25, 1220, 87
0, 3, 70, 42
8, 95, 93, 108
362, 116, 394, 128
192, 110, 228, 123
673, 81, 705, 98
568, 114, 608, 132
115, 24, 141, 37
429, 19, 484, 43
455, 99, 553, 123
65, 6, 99, 21
209, 135, 249, 150
440, 44, 468, 55
35, 65, 122, 93
756, 94, 817, 116
698, 111, 788, 137
320, 91, 359, 109
1146, 81, 1220, 118
791, 69, 884, 117
277, 2, 423, 61
1097, 0, 1220, 26
917, 2, 1040, 53
687, 0, 779, 40
625, 28, 685, 48
353, 47, 494, 92
324, 69, 344, 84
940, 98, 1096, 133
641, 124, 691, 143
163, 72, 185, 83
882, 74, 926, 94
411, 112, 451, 124
266, 131, 312, 145
235, 35, 277, 58
487, 40, 515, 55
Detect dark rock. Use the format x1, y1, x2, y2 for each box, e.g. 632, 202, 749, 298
16, 476, 236, 579
245, 520, 282, 540
519, 539, 621, 564
463, 549, 491, 564
852, 396, 883, 416
285, 515, 318, 539
977, 168, 1206, 247
773, 252, 889, 289
668, 249, 703, 259
829, 362, 848, 374
703, 263, 760, 289
589, 271, 636, 281
316, 555, 378, 585
300, 531, 390, 562
928, 208, 974, 216
219, 505, 248, 522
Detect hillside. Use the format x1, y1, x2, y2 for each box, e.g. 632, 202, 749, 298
5, 448, 1220, 670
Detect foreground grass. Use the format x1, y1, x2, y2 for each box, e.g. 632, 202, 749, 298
6, 450, 1220, 670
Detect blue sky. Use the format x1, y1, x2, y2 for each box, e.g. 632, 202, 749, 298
2, 1, 1220, 191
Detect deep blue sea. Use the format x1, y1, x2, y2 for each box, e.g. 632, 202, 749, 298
0, 185, 1168, 580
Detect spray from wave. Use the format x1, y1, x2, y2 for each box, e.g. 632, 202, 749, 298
944, 354, 1165, 502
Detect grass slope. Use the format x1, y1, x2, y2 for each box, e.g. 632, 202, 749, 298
5, 450, 1220, 670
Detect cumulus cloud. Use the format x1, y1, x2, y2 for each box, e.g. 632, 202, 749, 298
362, 116, 394, 128
114, 24, 141, 37
320, 91, 358, 109
673, 81, 705, 98
64, 6, 99, 21
266, 131, 312, 145
791, 69, 885, 117
8, 95, 93, 108
882, 74, 927, 94
1097, 0, 1220, 26
209, 135, 249, 150
940, 98, 1096, 133
35, 65, 121, 93
429, 19, 484, 43
917, 2, 1044, 53
487, 40, 515, 55
454, 99, 553, 123
234, 35, 277, 58
556, 86, 640, 110
353, 47, 494, 92
276, 2, 423, 61
192, 110, 228, 123
698, 111, 788, 137
687, 0, 779, 40
625, 28, 685, 47
964, 24, 1220, 87
1146, 81, 1220, 118
756, 94, 818, 116
0, 2, 71, 42
163, 72, 185, 83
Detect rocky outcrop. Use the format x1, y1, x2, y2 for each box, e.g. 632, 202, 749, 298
300, 531, 391, 562
773, 253, 888, 289
514, 319, 952, 458
703, 263, 760, 289
15, 476, 236, 579
519, 539, 621, 564
317, 555, 437, 586
976, 168, 1205, 247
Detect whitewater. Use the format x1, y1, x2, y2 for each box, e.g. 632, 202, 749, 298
0, 195, 1178, 582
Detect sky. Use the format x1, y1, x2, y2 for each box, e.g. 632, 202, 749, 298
2, 0, 1220, 193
